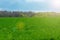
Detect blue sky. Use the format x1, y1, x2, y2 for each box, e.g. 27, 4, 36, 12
0, 0, 60, 12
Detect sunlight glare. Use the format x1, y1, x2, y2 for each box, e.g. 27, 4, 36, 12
51, 0, 60, 9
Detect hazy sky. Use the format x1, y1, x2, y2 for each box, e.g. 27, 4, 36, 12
0, 0, 60, 12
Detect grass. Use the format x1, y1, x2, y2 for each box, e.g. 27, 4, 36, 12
0, 17, 60, 40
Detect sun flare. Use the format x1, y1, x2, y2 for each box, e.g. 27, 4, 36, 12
51, 0, 60, 9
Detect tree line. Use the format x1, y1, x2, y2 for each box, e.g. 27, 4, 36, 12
0, 11, 35, 17
0, 11, 59, 17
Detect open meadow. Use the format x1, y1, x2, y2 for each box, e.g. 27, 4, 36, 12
0, 16, 60, 40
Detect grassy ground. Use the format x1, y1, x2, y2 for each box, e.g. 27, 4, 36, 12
0, 17, 60, 40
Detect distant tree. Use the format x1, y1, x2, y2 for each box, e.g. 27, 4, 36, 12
0, 11, 36, 17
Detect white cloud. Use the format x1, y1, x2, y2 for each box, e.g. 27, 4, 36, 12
25, 0, 45, 3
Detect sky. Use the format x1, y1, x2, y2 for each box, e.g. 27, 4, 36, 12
0, 0, 60, 12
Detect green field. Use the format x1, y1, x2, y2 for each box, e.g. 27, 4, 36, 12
0, 17, 60, 40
